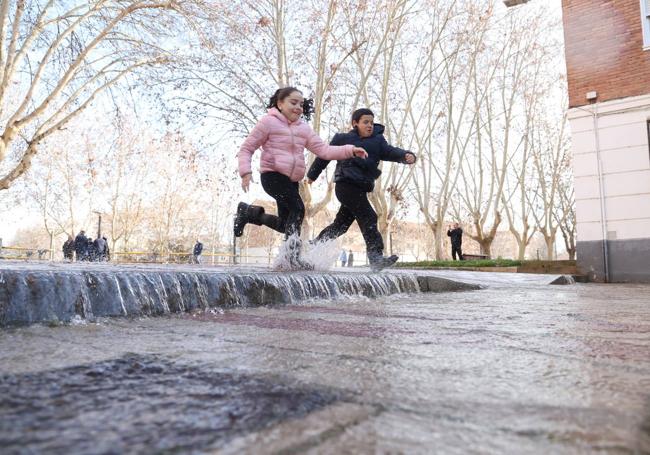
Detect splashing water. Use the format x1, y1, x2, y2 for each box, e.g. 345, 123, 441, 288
70, 315, 88, 326
272, 235, 300, 271
272, 235, 340, 271
302, 238, 340, 271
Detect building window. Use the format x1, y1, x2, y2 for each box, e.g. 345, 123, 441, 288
643, 0, 650, 48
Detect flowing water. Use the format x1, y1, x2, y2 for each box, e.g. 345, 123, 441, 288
1, 270, 649, 453
0, 261, 476, 326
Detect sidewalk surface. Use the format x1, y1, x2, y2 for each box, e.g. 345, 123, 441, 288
1, 270, 649, 453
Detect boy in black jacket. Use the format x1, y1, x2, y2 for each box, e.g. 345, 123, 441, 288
307, 108, 416, 271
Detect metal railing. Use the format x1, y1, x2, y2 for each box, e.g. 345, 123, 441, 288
0, 245, 52, 260
111, 251, 243, 265
0, 241, 363, 266
0, 247, 275, 265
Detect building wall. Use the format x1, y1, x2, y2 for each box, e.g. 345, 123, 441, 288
562, 0, 650, 108
568, 93, 650, 282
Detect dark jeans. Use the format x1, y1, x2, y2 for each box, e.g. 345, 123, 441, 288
259, 172, 305, 238
315, 182, 384, 259
452, 244, 463, 260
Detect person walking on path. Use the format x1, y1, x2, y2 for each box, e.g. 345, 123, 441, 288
233, 87, 367, 270
338, 249, 348, 267
447, 223, 464, 261
192, 240, 203, 264
347, 250, 354, 267
74, 230, 87, 262
93, 237, 107, 262
62, 235, 75, 261
87, 238, 96, 262
307, 108, 416, 271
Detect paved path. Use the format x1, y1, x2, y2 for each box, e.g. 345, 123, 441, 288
1, 271, 649, 453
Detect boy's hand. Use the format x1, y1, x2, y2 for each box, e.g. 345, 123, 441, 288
352, 147, 368, 159
404, 152, 416, 164
241, 173, 252, 192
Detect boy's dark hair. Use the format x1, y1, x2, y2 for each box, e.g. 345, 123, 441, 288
267, 86, 314, 121
351, 108, 374, 123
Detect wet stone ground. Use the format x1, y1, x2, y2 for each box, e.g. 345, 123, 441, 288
0, 354, 342, 454
1, 270, 649, 454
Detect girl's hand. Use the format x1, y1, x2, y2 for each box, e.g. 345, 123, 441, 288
405, 152, 416, 164
241, 173, 252, 192
352, 147, 368, 159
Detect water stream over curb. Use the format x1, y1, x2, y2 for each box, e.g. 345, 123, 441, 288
0, 262, 480, 326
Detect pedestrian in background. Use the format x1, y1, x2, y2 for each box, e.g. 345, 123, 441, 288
339, 249, 348, 267
87, 238, 96, 261
192, 239, 203, 264
93, 237, 107, 262
62, 235, 75, 261
102, 236, 110, 261
447, 223, 464, 261
74, 230, 87, 262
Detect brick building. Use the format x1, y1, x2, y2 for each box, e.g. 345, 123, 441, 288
561, 0, 650, 282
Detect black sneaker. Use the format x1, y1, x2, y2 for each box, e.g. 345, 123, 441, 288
233, 202, 249, 237
370, 255, 398, 272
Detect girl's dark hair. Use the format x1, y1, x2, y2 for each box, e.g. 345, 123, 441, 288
351, 108, 374, 123
267, 86, 314, 121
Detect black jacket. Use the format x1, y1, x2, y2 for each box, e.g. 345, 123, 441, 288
193, 242, 203, 255
62, 240, 74, 255
447, 228, 463, 246
307, 124, 415, 192
74, 234, 87, 254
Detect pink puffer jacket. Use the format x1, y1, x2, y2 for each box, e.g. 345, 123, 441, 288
238, 108, 355, 182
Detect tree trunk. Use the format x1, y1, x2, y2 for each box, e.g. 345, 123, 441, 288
479, 239, 492, 258
377, 212, 389, 254
300, 180, 334, 240
545, 235, 555, 260
517, 241, 527, 261
434, 222, 444, 260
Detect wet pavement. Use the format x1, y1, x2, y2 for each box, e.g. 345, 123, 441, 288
1, 270, 649, 454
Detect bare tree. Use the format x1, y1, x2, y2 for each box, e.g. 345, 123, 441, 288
410, 1, 489, 259
529, 110, 570, 260
101, 113, 149, 253
362, 0, 417, 249
21, 154, 65, 258
19, 114, 108, 241
555, 172, 576, 260
0, 0, 199, 191
457, 6, 553, 258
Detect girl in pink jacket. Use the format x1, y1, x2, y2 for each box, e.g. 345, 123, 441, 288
234, 86, 367, 269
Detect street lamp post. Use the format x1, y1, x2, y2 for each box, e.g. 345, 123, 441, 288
92, 211, 102, 239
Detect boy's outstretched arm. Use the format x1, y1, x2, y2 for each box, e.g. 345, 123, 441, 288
379, 136, 416, 164
307, 157, 330, 183
306, 133, 342, 182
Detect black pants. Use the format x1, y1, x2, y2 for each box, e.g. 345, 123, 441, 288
315, 182, 384, 259
259, 172, 305, 238
452, 244, 463, 260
